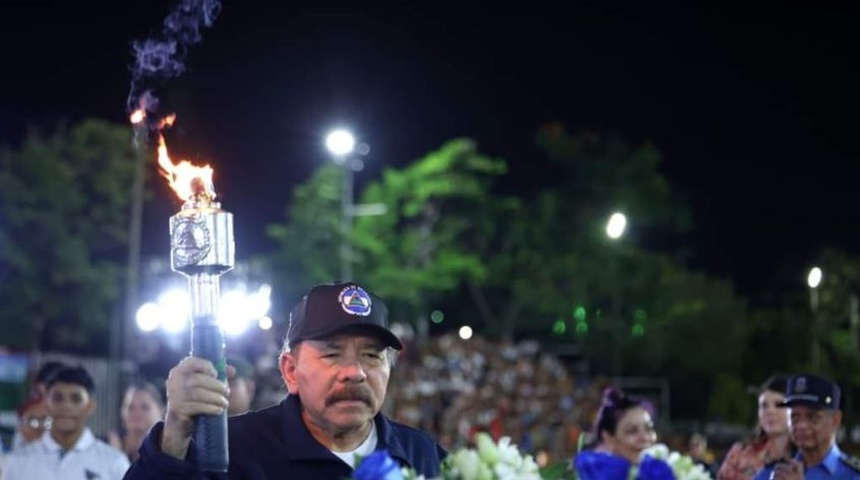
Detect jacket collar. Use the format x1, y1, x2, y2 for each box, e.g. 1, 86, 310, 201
41, 427, 96, 454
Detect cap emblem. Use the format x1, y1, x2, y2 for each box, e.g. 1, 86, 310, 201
338, 285, 372, 316
794, 377, 807, 393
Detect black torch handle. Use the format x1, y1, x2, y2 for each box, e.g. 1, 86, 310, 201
191, 319, 229, 473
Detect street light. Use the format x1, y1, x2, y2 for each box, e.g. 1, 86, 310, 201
807, 266, 823, 369
606, 212, 627, 239
325, 130, 356, 157
606, 211, 626, 378
325, 129, 358, 282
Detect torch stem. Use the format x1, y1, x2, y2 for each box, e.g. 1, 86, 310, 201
188, 273, 222, 320
188, 272, 229, 473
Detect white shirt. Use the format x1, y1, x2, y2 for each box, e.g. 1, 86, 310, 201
1, 428, 129, 480
331, 422, 379, 468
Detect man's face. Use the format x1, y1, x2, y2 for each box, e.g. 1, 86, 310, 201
45, 382, 95, 437
280, 333, 391, 436
788, 404, 840, 452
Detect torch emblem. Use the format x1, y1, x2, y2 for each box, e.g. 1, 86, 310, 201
171, 215, 212, 267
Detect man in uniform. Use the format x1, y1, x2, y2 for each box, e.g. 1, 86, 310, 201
754, 373, 860, 479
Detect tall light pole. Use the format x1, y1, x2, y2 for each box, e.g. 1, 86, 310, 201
325, 129, 357, 281
606, 212, 627, 378
807, 266, 823, 369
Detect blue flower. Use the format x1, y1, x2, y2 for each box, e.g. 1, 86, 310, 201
353, 450, 405, 480
637, 456, 676, 480
574, 450, 632, 480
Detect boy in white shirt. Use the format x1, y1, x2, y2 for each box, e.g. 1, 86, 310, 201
1, 365, 129, 480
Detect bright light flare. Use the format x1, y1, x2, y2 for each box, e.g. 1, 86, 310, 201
325, 129, 356, 156
458, 325, 473, 340
606, 212, 627, 239
135, 302, 162, 332
258, 316, 273, 331
158, 289, 191, 332
808, 266, 823, 289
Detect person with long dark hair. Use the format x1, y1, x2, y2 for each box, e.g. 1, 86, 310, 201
717, 375, 793, 480
574, 387, 675, 480
107, 382, 165, 462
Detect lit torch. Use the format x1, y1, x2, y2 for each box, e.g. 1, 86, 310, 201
134, 111, 232, 472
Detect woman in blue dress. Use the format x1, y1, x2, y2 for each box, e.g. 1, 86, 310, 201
574, 387, 676, 480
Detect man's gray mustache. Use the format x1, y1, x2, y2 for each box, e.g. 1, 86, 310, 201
326, 387, 373, 407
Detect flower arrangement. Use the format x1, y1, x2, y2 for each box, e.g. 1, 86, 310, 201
353, 432, 574, 480
637, 444, 713, 480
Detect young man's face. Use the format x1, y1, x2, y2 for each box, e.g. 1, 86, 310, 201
46, 382, 95, 437
280, 333, 391, 437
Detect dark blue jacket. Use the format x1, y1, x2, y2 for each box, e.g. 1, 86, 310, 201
123, 395, 446, 480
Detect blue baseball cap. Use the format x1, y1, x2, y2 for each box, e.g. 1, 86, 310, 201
779, 373, 840, 410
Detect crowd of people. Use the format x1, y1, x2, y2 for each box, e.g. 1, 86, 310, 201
0, 281, 858, 479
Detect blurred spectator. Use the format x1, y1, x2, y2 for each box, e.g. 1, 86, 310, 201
9, 361, 65, 451
573, 387, 673, 480
1, 365, 129, 479
14, 395, 50, 447
107, 382, 165, 462
688, 432, 717, 475
385, 333, 603, 465
30, 361, 66, 398
717, 375, 793, 480
227, 356, 257, 415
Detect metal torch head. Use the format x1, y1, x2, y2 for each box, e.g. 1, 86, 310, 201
170, 200, 235, 276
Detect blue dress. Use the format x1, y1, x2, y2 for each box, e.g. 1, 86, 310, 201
575, 450, 676, 480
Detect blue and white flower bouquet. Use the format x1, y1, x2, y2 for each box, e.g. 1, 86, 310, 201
353, 432, 573, 480
637, 444, 713, 480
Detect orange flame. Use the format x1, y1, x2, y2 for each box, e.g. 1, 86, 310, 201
157, 132, 216, 203
128, 110, 215, 202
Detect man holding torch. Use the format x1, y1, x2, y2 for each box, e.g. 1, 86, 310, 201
123, 282, 446, 479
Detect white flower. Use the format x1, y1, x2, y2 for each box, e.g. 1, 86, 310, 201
642, 444, 714, 480
439, 432, 544, 480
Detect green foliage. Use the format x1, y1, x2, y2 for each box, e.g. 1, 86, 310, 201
0, 119, 142, 352
802, 248, 860, 416
265, 164, 343, 306
351, 139, 506, 319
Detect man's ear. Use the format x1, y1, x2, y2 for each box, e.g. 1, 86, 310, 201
85, 397, 97, 416
279, 351, 298, 394
833, 410, 843, 428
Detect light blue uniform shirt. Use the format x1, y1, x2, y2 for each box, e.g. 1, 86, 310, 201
753, 444, 860, 480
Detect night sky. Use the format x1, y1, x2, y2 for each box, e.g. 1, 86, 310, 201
1, 2, 857, 299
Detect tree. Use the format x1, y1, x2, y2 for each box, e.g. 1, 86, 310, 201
465, 124, 695, 340
0, 119, 142, 353
464, 125, 753, 419
803, 248, 860, 416
266, 164, 344, 310
350, 139, 506, 326
266, 139, 507, 331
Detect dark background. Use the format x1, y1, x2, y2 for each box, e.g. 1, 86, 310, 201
2, 2, 857, 299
